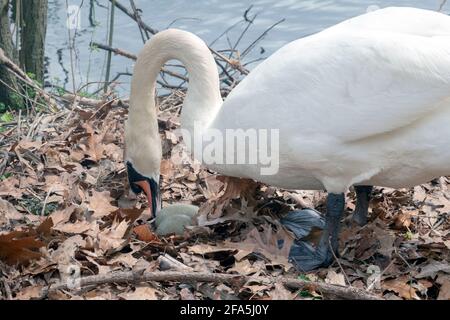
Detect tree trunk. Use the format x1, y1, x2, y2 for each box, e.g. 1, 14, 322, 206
0, 0, 20, 109
20, 0, 47, 84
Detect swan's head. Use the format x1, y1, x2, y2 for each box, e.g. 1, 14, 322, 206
126, 161, 161, 218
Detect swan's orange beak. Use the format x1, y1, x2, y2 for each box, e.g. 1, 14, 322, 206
134, 180, 154, 216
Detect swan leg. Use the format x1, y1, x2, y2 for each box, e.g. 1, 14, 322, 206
353, 185, 373, 226
289, 193, 345, 271
316, 193, 346, 266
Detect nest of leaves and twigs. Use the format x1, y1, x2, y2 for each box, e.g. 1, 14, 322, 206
0, 88, 449, 301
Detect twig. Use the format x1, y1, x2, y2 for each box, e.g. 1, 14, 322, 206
104, 0, 116, 92
166, 17, 201, 29
210, 47, 249, 75
65, 0, 78, 95
209, 19, 244, 47
157, 254, 193, 271
328, 238, 351, 286
39, 270, 383, 300
26, 113, 45, 140
108, 0, 158, 34
243, 5, 256, 23
241, 18, 285, 58
90, 42, 188, 82
230, 5, 257, 59
129, 0, 150, 42
0, 78, 48, 111
61, 93, 129, 109
17, 109, 22, 140
100, 3, 249, 77
367, 258, 396, 291
41, 186, 53, 216
281, 277, 381, 300
0, 50, 58, 111
91, 42, 137, 60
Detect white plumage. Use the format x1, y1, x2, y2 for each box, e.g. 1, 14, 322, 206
207, 7, 450, 192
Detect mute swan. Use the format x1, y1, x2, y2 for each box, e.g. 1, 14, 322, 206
125, 7, 450, 271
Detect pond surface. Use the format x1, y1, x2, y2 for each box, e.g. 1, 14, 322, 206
45, 0, 448, 94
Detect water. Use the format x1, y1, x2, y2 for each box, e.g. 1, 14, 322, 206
46, 0, 448, 95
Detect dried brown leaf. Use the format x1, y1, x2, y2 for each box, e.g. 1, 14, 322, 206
382, 276, 419, 300
133, 224, 159, 243
86, 190, 118, 218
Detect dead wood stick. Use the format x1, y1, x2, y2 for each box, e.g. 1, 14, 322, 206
157, 254, 194, 271
241, 18, 285, 58
210, 47, 249, 76
0, 48, 58, 111
129, 0, 150, 42
280, 278, 382, 300
92, 16, 248, 77
61, 93, 129, 109
61, 93, 104, 107
108, 0, 158, 35
91, 42, 137, 60
40, 271, 382, 300
90, 42, 188, 82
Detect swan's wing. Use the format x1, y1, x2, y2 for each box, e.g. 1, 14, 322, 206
217, 28, 450, 142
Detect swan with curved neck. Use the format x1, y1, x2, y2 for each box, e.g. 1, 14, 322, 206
125, 30, 222, 214
126, 7, 450, 270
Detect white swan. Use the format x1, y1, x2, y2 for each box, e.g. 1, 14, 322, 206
125, 7, 450, 270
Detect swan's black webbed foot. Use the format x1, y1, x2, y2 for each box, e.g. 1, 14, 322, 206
353, 185, 373, 226
286, 193, 345, 272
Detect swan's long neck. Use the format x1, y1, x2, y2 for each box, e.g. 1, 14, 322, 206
125, 29, 222, 178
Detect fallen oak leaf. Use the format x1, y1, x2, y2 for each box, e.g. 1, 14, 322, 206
233, 225, 294, 270
107, 208, 145, 225
0, 198, 24, 226
394, 210, 412, 230
36, 217, 54, 237
0, 215, 56, 265
270, 281, 295, 300
189, 243, 237, 256
15, 285, 45, 300
86, 190, 118, 218
325, 270, 347, 286
437, 275, 450, 300
0, 234, 45, 265
97, 219, 130, 255
52, 219, 96, 235
81, 122, 105, 162
198, 176, 258, 219
0, 177, 24, 199
416, 260, 450, 278
229, 260, 259, 276
49, 205, 78, 227
133, 224, 159, 243
118, 286, 159, 300
382, 276, 420, 300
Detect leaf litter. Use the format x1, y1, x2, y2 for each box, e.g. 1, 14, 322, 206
0, 91, 449, 300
